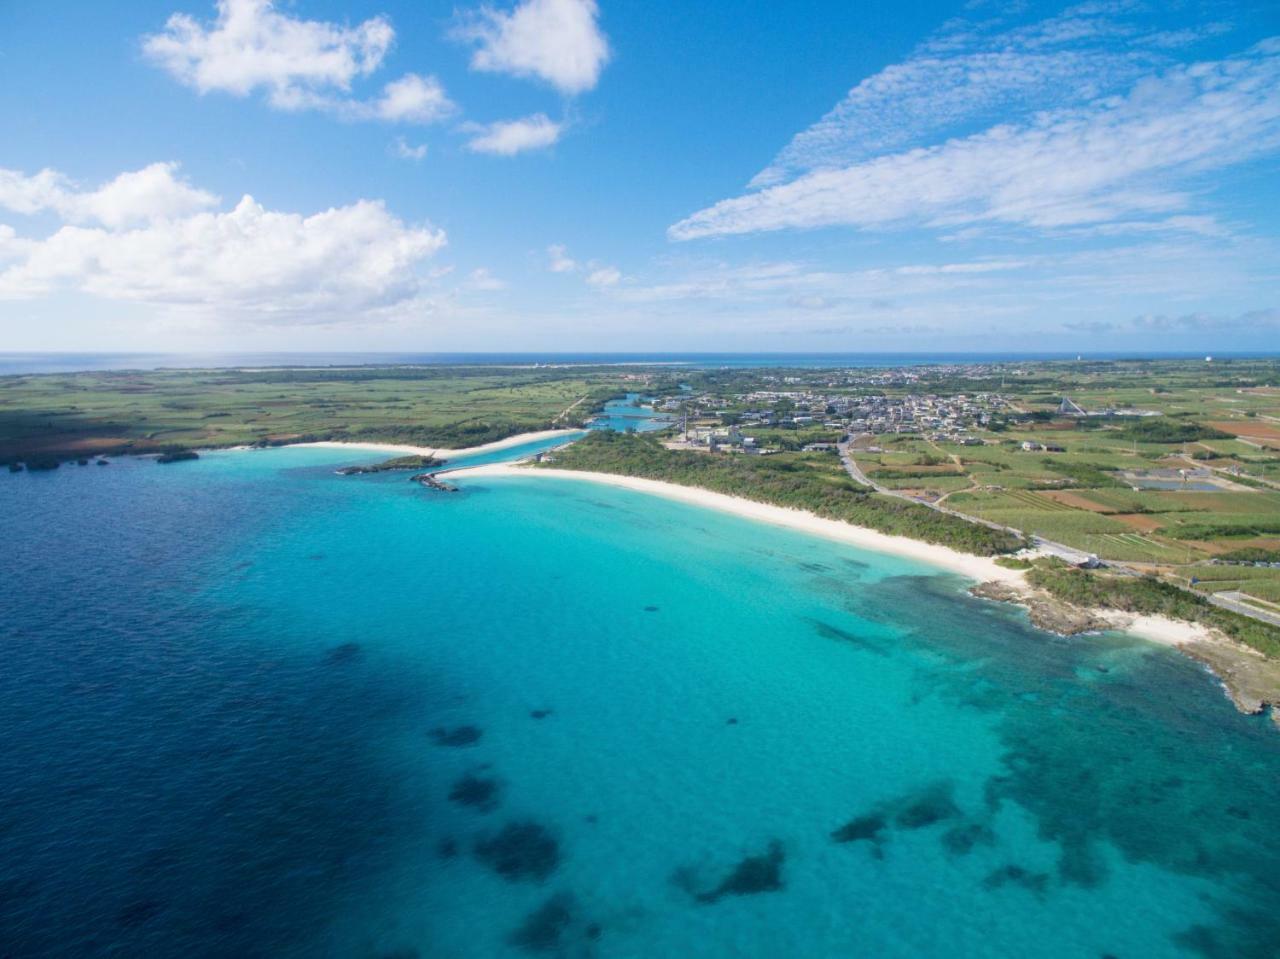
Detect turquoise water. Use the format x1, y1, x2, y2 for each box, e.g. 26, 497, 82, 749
586, 394, 673, 433
2, 447, 1278, 958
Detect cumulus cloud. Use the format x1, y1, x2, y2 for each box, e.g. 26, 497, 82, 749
456, 0, 609, 94
547, 243, 576, 272
144, 0, 452, 123
0, 162, 218, 228
0, 164, 446, 322
466, 114, 563, 155
671, 41, 1280, 240
392, 137, 429, 161
369, 73, 454, 123
585, 265, 621, 286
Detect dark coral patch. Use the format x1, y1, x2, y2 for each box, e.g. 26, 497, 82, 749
430, 725, 482, 747
508, 893, 574, 953
941, 821, 996, 855
449, 773, 501, 813
690, 840, 785, 904
807, 618, 887, 655
530, 709, 553, 720
831, 813, 886, 846
981, 864, 1050, 897
894, 783, 960, 830
437, 837, 459, 859
474, 821, 560, 882
643, 606, 660, 612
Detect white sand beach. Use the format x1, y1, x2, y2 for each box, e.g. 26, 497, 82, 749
452, 462, 1222, 653
292, 429, 579, 460
454, 463, 1028, 585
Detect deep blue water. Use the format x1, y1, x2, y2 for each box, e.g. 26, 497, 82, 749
2, 352, 1276, 375
2, 448, 1279, 958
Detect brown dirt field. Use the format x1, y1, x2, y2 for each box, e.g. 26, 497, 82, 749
1041, 490, 1116, 512
1113, 513, 1165, 532
1209, 421, 1280, 446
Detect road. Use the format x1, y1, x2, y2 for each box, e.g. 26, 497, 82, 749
1209, 591, 1280, 628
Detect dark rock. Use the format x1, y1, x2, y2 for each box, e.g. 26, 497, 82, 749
530, 709, 553, 720
6, 463, 21, 472
437, 838, 459, 859
430, 725, 482, 747
156, 449, 199, 464
96, 459, 110, 465
643, 606, 660, 612
726, 717, 738, 725
77, 458, 89, 466
474, 821, 560, 882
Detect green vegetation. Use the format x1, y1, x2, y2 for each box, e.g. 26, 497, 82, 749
994, 556, 1034, 570
335, 454, 443, 475
0, 365, 631, 463
1216, 547, 1280, 564
1027, 566, 1280, 659
544, 432, 1023, 556
1118, 418, 1233, 443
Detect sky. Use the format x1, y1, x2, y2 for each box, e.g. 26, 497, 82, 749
1, 0, 1278, 354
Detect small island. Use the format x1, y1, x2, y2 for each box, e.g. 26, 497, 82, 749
336, 454, 445, 475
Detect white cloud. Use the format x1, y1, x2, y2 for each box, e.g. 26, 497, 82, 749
0, 164, 446, 322
671, 42, 1280, 240
466, 114, 563, 155
0, 162, 218, 228
371, 74, 454, 124
463, 267, 506, 291
585, 265, 621, 287
144, 0, 452, 124
456, 0, 609, 94
392, 137, 429, 161
547, 243, 576, 272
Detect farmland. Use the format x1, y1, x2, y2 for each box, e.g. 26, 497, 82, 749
0, 365, 632, 461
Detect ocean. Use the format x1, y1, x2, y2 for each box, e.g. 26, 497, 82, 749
2, 442, 1278, 958
1, 351, 1275, 375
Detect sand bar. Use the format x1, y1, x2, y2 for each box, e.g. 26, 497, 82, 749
292, 429, 579, 460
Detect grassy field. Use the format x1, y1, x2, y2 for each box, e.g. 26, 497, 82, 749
0, 365, 633, 462
845, 362, 1280, 567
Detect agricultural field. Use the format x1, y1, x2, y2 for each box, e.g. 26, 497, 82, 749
0, 365, 634, 462
846, 359, 1280, 566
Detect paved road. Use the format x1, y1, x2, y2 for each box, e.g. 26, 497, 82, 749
1209, 591, 1280, 628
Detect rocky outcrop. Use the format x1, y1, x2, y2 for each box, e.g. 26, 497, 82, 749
970, 581, 1110, 635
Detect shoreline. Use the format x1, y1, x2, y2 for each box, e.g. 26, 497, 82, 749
291, 429, 579, 460
454, 462, 1029, 585
453, 462, 1278, 724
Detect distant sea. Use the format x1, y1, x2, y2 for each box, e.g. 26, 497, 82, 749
1, 350, 1276, 375
2, 439, 1278, 957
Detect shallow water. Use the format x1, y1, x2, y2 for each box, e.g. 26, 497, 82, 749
1, 448, 1277, 958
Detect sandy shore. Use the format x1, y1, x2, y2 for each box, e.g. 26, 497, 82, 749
292, 429, 579, 460
452, 463, 1275, 720
454, 463, 1028, 585
454, 464, 1222, 642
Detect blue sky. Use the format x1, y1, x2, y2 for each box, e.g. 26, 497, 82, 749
1, 0, 1278, 352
